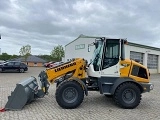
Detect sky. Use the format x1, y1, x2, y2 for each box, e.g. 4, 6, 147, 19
0, 0, 160, 55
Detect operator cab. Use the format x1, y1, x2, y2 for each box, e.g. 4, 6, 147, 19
87, 37, 127, 77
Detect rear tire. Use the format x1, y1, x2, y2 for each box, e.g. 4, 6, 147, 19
0, 68, 2, 72
55, 80, 84, 109
114, 82, 141, 109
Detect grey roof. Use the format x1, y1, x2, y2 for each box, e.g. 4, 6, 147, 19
65, 34, 160, 51
13, 55, 46, 63
65, 34, 101, 47
128, 42, 160, 51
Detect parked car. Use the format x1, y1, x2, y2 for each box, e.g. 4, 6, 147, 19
0, 61, 28, 73
44, 61, 55, 68
49, 61, 64, 67
0, 60, 5, 64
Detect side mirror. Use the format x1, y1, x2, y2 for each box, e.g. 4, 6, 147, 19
88, 45, 90, 52
88, 42, 94, 52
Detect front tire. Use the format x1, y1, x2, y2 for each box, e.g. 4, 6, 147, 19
114, 82, 141, 109
19, 68, 24, 73
55, 80, 84, 109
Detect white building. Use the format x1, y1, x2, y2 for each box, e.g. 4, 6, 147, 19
65, 34, 160, 73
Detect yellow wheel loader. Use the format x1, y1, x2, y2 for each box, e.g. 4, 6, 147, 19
4, 38, 153, 110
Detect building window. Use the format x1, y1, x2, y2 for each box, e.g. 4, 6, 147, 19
34, 62, 37, 66
147, 54, 158, 69
75, 44, 85, 50
130, 51, 143, 64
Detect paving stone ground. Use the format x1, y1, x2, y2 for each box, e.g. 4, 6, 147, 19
0, 67, 160, 120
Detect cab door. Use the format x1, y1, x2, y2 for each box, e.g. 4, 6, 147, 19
100, 39, 120, 77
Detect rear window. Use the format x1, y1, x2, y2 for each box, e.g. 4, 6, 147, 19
131, 65, 148, 79
21, 63, 26, 66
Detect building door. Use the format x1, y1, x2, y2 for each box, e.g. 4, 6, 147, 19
130, 51, 144, 64
147, 54, 158, 72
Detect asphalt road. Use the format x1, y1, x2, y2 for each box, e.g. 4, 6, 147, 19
0, 67, 160, 120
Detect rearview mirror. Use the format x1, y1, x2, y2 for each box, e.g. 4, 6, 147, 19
88, 42, 94, 52
88, 45, 91, 52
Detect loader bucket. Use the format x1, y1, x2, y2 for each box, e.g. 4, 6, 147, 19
5, 77, 39, 110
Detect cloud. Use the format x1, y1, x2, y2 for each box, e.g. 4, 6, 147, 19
0, 0, 160, 55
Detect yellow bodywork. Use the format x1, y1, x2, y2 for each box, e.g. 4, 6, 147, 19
120, 59, 150, 83
45, 58, 150, 84
45, 58, 87, 84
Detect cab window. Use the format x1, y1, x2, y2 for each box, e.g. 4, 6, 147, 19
102, 40, 119, 69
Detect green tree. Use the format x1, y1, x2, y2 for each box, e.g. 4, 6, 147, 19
19, 45, 31, 62
0, 53, 11, 61
38, 54, 53, 62
51, 45, 64, 61
10, 54, 19, 59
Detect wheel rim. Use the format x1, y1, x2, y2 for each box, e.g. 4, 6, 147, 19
62, 87, 78, 103
122, 89, 136, 104
20, 69, 24, 73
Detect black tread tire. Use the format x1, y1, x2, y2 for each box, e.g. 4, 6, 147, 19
114, 82, 141, 109
55, 80, 84, 109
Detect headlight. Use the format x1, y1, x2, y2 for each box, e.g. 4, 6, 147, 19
150, 84, 154, 90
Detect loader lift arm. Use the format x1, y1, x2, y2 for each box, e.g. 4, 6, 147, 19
38, 58, 87, 95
